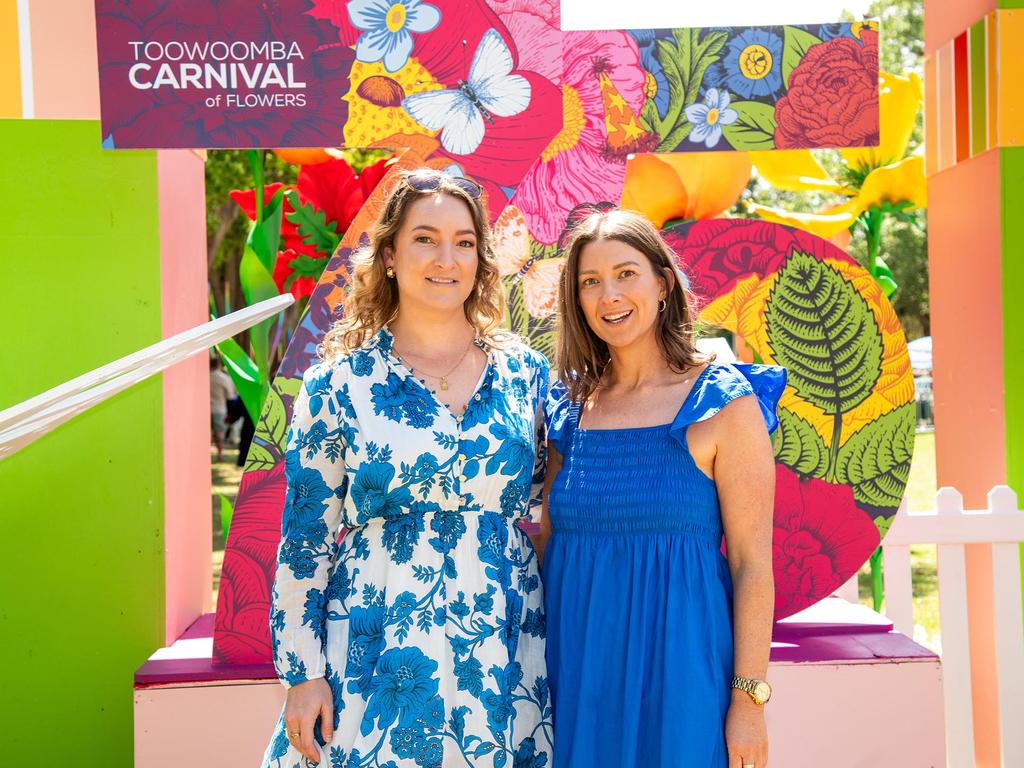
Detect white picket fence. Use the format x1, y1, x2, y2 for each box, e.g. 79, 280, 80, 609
873, 486, 1024, 767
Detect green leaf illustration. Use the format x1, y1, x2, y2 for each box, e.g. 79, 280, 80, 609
765, 251, 884, 479
247, 187, 286, 273
641, 29, 727, 151
835, 403, 916, 509
774, 407, 829, 479
284, 190, 341, 257
219, 495, 234, 542
781, 26, 823, 89
247, 383, 290, 471
722, 101, 777, 150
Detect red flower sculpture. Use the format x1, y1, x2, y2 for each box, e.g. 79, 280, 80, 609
773, 30, 879, 150
772, 465, 880, 618
213, 463, 287, 665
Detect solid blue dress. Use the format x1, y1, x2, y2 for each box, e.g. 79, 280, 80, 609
543, 363, 786, 768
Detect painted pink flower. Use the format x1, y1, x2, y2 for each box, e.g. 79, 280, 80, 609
512, 31, 648, 244
771, 465, 880, 619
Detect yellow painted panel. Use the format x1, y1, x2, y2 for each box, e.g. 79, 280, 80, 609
0, 0, 22, 118
997, 9, 1024, 146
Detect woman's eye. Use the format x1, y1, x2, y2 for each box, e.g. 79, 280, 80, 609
581, 277, 598, 287
415, 235, 433, 244
458, 239, 476, 249
620, 269, 637, 279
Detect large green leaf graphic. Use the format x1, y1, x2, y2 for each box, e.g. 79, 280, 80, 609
835, 403, 916, 509
765, 251, 884, 481
246, 383, 290, 471
765, 251, 883, 416
781, 26, 823, 89
642, 29, 727, 151
774, 407, 829, 478
721, 101, 777, 150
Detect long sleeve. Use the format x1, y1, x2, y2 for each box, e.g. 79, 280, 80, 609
270, 361, 350, 687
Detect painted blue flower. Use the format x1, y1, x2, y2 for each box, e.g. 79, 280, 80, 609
372, 372, 439, 428
346, 603, 385, 695
514, 738, 549, 768
481, 662, 522, 735
350, 349, 375, 376
819, 22, 853, 42
390, 726, 424, 758
364, 647, 440, 733
474, 586, 495, 615
350, 461, 414, 523
302, 587, 328, 641
684, 88, 738, 149
347, 0, 441, 73
498, 589, 523, 657
282, 452, 333, 537
631, 29, 671, 119
269, 724, 290, 759
391, 590, 419, 620
419, 694, 445, 729
278, 537, 319, 580
429, 508, 466, 553
383, 511, 425, 563
415, 739, 444, 767
704, 27, 783, 100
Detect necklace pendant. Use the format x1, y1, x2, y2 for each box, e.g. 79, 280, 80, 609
440, 377, 449, 391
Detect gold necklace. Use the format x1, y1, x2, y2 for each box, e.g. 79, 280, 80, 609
396, 338, 477, 391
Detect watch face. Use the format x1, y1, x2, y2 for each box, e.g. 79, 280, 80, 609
753, 681, 772, 703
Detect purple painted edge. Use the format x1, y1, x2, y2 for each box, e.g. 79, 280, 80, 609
137, 600, 933, 687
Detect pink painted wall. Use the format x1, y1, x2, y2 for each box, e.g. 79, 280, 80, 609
928, 148, 1005, 768
925, 0, 995, 54
135, 657, 945, 768
28, 0, 100, 119
158, 149, 212, 646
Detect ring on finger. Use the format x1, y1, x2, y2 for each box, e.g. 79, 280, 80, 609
287, 729, 301, 739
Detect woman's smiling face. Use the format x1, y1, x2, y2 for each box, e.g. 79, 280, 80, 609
385, 193, 480, 314
576, 237, 668, 350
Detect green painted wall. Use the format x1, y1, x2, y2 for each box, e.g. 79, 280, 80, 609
0, 120, 165, 766
1005, 149, 1024, 502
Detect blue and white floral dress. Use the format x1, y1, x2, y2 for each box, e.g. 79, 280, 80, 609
262, 328, 553, 768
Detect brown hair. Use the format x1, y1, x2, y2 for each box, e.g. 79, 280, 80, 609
321, 168, 509, 361
556, 208, 712, 402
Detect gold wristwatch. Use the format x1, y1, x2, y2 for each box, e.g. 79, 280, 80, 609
731, 676, 772, 705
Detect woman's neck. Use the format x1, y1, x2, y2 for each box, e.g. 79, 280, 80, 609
604, 334, 674, 391
389, 307, 476, 358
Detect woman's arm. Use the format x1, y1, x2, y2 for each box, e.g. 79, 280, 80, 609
273, 363, 349, 762
716, 394, 776, 768
532, 445, 562, 566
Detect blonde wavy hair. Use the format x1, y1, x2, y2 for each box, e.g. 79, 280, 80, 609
556, 208, 713, 403
321, 168, 509, 361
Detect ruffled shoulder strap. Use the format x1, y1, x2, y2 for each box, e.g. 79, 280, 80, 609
544, 379, 581, 456
669, 363, 787, 444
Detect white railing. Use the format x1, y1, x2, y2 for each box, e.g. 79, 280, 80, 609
881, 486, 1024, 768
0, 294, 293, 461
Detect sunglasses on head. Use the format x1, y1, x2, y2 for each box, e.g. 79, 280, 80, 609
405, 171, 483, 199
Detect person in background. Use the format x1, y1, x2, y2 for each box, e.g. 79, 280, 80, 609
209, 356, 235, 462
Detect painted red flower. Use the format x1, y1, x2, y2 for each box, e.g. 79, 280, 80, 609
773, 31, 879, 150
772, 465, 880, 619
664, 218, 857, 302
213, 463, 287, 665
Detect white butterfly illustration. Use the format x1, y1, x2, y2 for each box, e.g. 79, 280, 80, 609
402, 27, 532, 156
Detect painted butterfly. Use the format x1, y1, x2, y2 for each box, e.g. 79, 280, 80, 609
402, 28, 531, 156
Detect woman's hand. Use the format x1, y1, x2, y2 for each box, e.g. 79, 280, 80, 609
726, 694, 768, 768
284, 677, 334, 764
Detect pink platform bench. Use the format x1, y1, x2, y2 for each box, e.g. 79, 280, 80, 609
134, 598, 945, 767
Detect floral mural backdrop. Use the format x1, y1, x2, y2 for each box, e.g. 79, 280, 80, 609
108, 0, 895, 663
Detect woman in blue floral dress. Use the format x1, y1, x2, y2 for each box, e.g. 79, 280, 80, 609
540, 210, 784, 768
263, 169, 553, 768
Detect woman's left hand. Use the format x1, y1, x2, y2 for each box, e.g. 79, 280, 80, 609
725, 695, 768, 768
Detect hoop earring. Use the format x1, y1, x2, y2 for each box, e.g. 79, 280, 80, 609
386, 266, 395, 279
658, 299, 667, 313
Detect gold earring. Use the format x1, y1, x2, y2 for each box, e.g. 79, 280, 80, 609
658, 299, 667, 313
386, 266, 395, 278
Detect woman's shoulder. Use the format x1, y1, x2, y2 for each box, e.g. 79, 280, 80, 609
673, 361, 787, 434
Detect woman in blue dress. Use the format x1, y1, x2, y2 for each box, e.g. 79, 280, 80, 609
263, 169, 553, 768
540, 209, 784, 768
